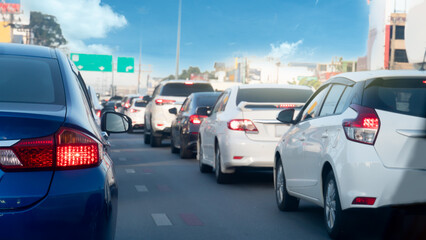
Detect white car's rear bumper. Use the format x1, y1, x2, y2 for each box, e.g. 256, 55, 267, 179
219, 132, 276, 168
337, 142, 426, 210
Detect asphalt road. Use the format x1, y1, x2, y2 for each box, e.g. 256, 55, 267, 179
109, 132, 422, 240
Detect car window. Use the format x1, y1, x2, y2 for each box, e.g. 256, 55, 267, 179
362, 78, 426, 118
320, 84, 346, 117
134, 100, 147, 107
0, 55, 65, 105
194, 95, 221, 108
236, 88, 313, 105
160, 83, 214, 97
334, 86, 353, 114
300, 85, 330, 121
212, 92, 227, 114
180, 98, 191, 113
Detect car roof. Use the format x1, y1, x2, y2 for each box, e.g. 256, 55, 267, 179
0, 43, 56, 59
329, 70, 426, 83
160, 80, 211, 84
237, 84, 312, 91
190, 92, 221, 97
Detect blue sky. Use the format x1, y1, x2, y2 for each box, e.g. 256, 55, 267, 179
79, 0, 370, 77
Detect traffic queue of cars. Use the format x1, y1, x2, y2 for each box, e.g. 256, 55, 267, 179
141, 70, 426, 239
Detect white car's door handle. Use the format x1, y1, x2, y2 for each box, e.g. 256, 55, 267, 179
321, 133, 329, 139
298, 137, 306, 141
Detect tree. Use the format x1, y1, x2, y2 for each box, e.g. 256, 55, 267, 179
298, 77, 321, 90
163, 74, 175, 80
179, 66, 201, 79
30, 11, 67, 48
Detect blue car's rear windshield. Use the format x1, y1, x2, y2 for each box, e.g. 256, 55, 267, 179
0, 56, 65, 105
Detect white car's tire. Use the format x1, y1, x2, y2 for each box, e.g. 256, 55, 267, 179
275, 158, 299, 211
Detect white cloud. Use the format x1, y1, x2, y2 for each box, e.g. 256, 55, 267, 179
268, 40, 303, 60
24, 0, 127, 54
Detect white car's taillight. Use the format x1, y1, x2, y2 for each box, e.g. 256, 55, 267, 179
228, 119, 259, 134
343, 104, 380, 145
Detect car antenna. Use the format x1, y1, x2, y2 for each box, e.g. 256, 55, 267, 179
421, 49, 426, 71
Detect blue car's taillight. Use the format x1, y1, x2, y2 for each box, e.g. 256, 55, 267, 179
0, 128, 101, 171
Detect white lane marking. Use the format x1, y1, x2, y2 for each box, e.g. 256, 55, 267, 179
125, 169, 135, 174
118, 157, 127, 161
135, 185, 148, 192
111, 150, 121, 153
151, 213, 172, 226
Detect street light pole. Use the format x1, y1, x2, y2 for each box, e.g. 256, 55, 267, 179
138, 39, 142, 94
175, 0, 182, 80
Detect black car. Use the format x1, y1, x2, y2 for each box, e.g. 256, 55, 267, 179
170, 92, 221, 158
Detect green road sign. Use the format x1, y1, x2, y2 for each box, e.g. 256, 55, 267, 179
117, 57, 135, 73
70, 53, 112, 72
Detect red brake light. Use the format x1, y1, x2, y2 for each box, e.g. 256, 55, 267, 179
96, 110, 101, 118
352, 197, 376, 205
189, 115, 207, 124
130, 108, 139, 113
184, 81, 194, 85
56, 128, 100, 168
155, 99, 176, 105
125, 103, 130, 108
343, 104, 380, 145
277, 104, 296, 108
227, 119, 258, 133
0, 128, 101, 171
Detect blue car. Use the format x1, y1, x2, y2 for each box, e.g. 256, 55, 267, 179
0, 43, 130, 240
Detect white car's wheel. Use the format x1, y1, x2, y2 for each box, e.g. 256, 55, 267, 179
215, 144, 230, 184
324, 171, 345, 239
198, 138, 212, 173
275, 158, 299, 211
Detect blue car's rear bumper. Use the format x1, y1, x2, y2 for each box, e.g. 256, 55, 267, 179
0, 165, 117, 240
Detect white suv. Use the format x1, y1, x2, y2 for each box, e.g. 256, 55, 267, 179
144, 80, 214, 147
274, 70, 426, 238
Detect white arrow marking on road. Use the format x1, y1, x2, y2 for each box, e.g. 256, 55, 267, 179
135, 185, 148, 192
152, 214, 172, 226
125, 169, 135, 174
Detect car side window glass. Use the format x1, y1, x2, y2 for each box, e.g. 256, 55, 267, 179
319, 84, 346, 117
212, 93, 226, 114
300, 85, 330, 121
334, 86, 353, 114
181, 98, 190, 113
218, 92, 230, 112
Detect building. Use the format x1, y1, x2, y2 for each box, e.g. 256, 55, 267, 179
362, 0, 417, 70
0, 1, 31, 44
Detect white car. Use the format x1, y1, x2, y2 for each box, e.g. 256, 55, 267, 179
144, 80, 214, 147
197, 84, 313, 183
125, 98, 147, 132
274, 70, 426, 238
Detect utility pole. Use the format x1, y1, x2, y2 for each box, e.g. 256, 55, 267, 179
111, 59, 115, 96
175, 0, 182, 80
137, 39, 142, 94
